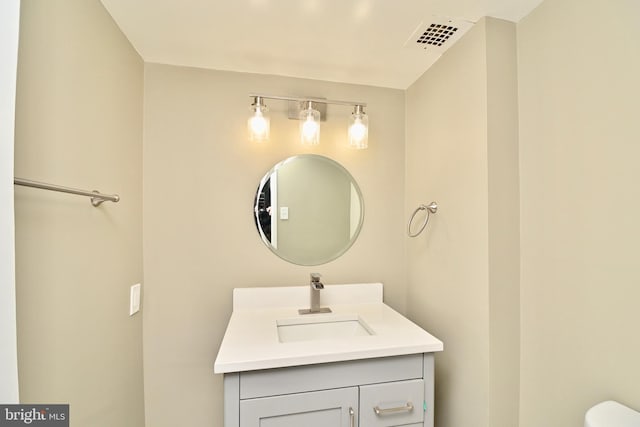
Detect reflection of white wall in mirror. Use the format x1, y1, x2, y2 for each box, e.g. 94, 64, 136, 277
350, 183, 359, 239
277, 157, 351, 265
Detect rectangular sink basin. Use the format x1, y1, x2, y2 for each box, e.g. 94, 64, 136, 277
277, 314, 374, 343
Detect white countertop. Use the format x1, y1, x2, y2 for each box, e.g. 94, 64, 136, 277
214, 283, 444, 373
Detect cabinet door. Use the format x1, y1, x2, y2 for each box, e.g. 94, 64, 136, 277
240, 387, 357, 427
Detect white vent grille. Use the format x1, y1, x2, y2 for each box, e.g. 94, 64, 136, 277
404, 17, 474, 53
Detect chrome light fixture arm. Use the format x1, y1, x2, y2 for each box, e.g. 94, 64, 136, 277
248, 93, 366, 108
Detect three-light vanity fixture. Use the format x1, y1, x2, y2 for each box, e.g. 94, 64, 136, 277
248, 94, 369, 149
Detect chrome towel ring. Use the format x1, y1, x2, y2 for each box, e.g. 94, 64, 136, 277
407, 202, 438, 237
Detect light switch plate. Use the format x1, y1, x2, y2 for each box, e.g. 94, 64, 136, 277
280, 207, 289, 220
129, 283, 141, 316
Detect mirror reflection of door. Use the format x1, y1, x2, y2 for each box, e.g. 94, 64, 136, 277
255, 177, 272, 242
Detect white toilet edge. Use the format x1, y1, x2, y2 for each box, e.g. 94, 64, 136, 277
585, 400, 640, 427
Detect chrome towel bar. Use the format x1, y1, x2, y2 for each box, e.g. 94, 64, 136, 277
14, 177, 119, 207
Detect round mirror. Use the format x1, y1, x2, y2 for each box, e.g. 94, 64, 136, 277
254, 154, 364, 265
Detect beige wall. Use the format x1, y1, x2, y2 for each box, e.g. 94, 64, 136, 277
518, 0, 640, 426
14, 1, 145, 426
142, 63, 406, 426
406, 17, 519, 427
486, 19, 520, 427
406, 19, 490, 427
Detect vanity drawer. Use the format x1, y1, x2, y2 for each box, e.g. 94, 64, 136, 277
359, 379, 424, 427
239, 354, 423, 399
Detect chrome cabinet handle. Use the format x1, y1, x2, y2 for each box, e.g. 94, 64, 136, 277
349, 407, 355, 427
373, 402, 414, 416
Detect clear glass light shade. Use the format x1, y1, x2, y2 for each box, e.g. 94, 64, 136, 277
299, 102, 320, 145
248, 98, 270, 143
348, 106, 368, 149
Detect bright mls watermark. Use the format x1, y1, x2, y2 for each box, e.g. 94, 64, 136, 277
0, 405, 68, 426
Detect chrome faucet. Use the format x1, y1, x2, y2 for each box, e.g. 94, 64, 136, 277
310, 273, 323, 311
299, 273, 332, 315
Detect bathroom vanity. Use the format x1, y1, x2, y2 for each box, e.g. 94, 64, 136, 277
214, 283, 443, 427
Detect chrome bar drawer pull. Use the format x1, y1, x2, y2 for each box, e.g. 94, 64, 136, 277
349, 407, 355, 427
373, 402, 414, 416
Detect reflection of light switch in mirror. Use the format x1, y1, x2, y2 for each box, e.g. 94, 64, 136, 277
280, 207, 289, 220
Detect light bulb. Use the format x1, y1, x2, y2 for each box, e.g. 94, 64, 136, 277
248, 97, 270, 143
299, 101, 320, 145
348, 105, 368, 149
250, 111, 268, 135
349, 118, 366, 141
302, 115, 319, 140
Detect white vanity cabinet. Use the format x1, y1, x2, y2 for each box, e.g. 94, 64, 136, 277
223, 353, 435, 427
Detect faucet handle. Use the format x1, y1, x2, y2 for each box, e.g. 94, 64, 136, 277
310, 273, 322, 282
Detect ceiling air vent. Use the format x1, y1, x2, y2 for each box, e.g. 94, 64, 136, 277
404, 17, 474, 54
418, 23, 458, 47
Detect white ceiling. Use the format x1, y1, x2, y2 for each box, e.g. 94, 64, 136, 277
100, 0, 543, 89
